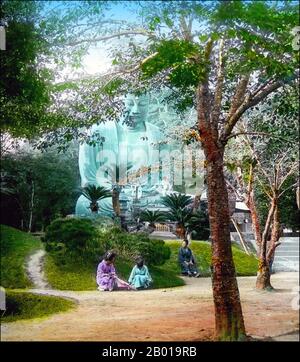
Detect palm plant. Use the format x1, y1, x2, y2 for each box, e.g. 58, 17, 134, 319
161, 193, 193, 238
81, 185, 111, 213
105, 163, 133, 217
164, 207, 193, 238
161, 193, 193, 211
140, 210, 166, 230
186, 209, 210, 240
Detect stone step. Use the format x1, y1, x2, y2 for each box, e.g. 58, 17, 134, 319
273, 267, 299, 272
277, 248, 299, 252
273, 260, 299, 266
275, 253, 299, 258
277, 253, 299, 256
276, 252, 298, 254
273, 263, 299, 267
279, 243, 299, 246
272, 237, 299, 272
278, 246, 299, 249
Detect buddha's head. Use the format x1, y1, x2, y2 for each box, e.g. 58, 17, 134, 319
123, 93, 150, 126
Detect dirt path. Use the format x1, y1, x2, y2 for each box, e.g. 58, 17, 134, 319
1, 272, 299, 341
26, 249, 49, 289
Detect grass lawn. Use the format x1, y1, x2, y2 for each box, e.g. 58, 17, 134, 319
44, 254, 185, 291
0, 225, 42, 288
164, 240, 258, 276
1, 290, 76, 323
44, 239, 257, 291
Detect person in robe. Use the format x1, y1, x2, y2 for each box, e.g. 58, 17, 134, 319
178, 240, 200, 277
96, 251, 134, 291
128, 257, 152, 289
75, 93, 170, 217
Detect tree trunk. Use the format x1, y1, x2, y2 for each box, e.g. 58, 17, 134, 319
28, 180, 34, 233
90, 201, 99, 213
176, 224, 185, 239
246, 194, 262, 254
112, 188, 121, 216
205, 143, 246, 341
266, 199, 281, 276
256, 262, 272, 289
245, 164, 262, 255
256, 198, 276, 290
267, 199, 280, 261
197, 56, 245, 339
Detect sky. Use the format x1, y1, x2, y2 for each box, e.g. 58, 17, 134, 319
43, 1, 143, 78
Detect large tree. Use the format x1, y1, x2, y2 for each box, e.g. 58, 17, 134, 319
115, 1, 297, 340
225, 85, 299, 289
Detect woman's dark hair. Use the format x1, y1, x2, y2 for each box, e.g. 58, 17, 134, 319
104, 250, 117, 261
136, 257, 144, 268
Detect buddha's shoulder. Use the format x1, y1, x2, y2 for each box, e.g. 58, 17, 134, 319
91, 120, 119, 132
145, 122, 163, 136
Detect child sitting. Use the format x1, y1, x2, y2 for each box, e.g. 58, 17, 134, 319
96, 251, 134, 291
128, 257, 152, 290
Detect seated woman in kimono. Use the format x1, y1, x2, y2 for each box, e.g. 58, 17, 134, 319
178, 240, 200, 277
96, 251, 134, 291
128, 257, 152, 289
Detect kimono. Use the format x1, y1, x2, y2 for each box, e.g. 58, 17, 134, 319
128, 265, 152, 289
178, 246, 199, 275
96, 260, 132, 291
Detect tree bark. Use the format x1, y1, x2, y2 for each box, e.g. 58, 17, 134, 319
176, 224, 186, 239
246, 195, 262, 255
256, 199, 276, 290
197, 55, 246, 339
245, 163, 262, 254
204, 140, 246, 340
28, 180, 34, 233
267, 199, 281, 267
112, 187, 121, 216
256, 262, 272, 290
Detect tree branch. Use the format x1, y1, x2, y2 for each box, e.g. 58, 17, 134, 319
211, 38, 225, 133
225, 132, 295, 144
221, 78, 291, 142
278, 181, 298, 198
256, 177, 273, 200
197, 39, 213, 130
65, 30, 154, 46
278, 162, 298, 190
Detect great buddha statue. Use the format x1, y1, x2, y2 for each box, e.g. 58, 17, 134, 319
75, 93, 171, 217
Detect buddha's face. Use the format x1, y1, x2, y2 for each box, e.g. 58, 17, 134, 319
124, 94, 149, 125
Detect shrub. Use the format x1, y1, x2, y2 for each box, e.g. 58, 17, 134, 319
135, 238, 171, 266
43, 219, 171, 267
96, 226, 171, 266
43, 218, 102, 263
188, 209, 210, 240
